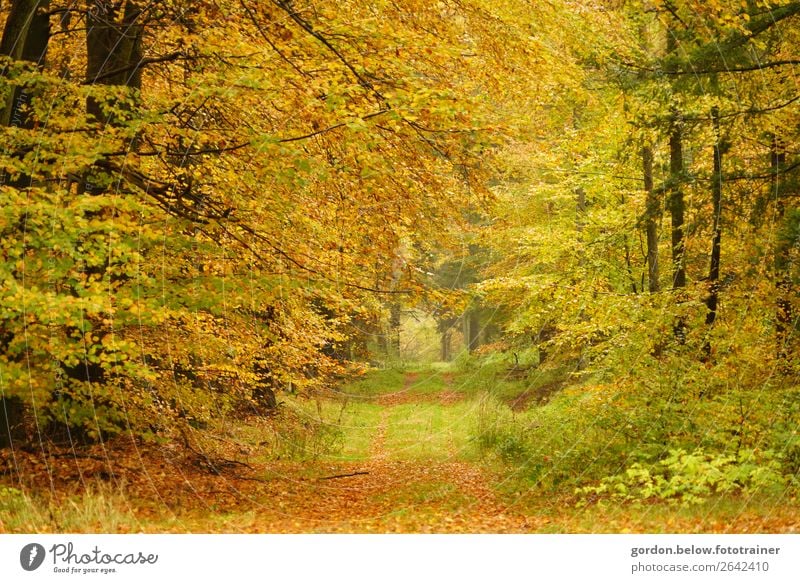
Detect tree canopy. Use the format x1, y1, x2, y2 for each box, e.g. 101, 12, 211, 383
1, 0, 800, 517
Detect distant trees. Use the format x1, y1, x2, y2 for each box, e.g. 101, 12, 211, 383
480, 0, 800, 373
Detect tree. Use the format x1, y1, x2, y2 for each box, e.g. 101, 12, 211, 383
0, 0, 525, 444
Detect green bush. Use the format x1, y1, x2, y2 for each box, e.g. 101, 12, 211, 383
577, 449, 789, 505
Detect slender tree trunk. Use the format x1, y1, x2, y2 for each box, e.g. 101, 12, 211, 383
703, 107, 724, 359
669, 110, 686, 291
467, 309, 480, 352
575, 186, 586, 233
643, 144, 660, 292
623, 232, 637, 293
389, 302, 401, 356
772, 136, 793, 366
440, 327, 451, 361
669, 108, 687, 345
665, 25, 687, 344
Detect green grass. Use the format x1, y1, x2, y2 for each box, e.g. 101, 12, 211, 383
338, 367, 406, 398
404, 371, 447, 395
334, 402, 383, 461
384, 401, 479, 461
0, 485, 148, 533
279, 397, 383, 461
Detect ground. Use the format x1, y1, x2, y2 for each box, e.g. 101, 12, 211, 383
1, 368, 799, 533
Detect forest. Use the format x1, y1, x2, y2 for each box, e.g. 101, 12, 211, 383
0, 0, 799, 533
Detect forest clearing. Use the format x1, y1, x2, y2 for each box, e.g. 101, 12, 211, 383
1, 1, 800, 534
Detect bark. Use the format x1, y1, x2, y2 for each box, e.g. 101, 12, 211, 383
0, 0, 50, 186
389, 302, 401, 355
440, 327, 451, 361
772, 136, 794, 365
666, 26, 686, 297
703, 107, 724, 360
643, 144, 660, 293
575, 186, 586, 233
83, 0, 144, 195
669, 110, 686, 290
669, 108, 687, 345
0, 0, 48, 123
467, 309, 480, 353
86, 0, 144, 111
437, 316, 457, 361
0, 396, 25, 448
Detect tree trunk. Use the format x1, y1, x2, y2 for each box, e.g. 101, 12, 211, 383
643, 144, 660, 293
0, 0, 49, 125
669, 110, 686, 291
467, 309, 480, 353
0, 396, 25, 448
83, 0, 144, 194
772, 136, 793, 365
703, 107, 724, 359
1, 0, 49, 187
669, 107, 687, 345
86, 0, 144, 96
575, 186, 586, 233
389, 302, 401, 356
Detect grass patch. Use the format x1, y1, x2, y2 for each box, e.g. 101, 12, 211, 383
338, 368, 407, 398
404, 372, 447, 395
279, 397, 382, 462
0, 485, 146, 533
384, 401, 479, 461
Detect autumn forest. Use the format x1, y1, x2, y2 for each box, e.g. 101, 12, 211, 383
1, 0, 800, 533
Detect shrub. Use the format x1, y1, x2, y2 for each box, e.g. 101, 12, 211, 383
577, 448, 789, 505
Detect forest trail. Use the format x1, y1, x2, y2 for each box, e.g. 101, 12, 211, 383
0, 369, 540, 533
238, 371, 537, 532
4, 369, 798, 534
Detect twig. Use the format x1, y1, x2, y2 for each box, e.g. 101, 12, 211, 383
318, 471, 369, 480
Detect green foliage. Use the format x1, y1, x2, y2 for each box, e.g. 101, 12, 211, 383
0, 486, 28, 515
472, 391, 627, 488
578, 449, 789, 506
0, 485, 145, 533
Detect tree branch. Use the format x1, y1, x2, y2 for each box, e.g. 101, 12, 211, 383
83, 51, 188, 84
270, 0, 388, 105
238, 0, 309, 78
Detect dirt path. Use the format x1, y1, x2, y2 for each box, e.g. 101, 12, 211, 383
0, 370, 539, 533
232, 372, 536, 532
